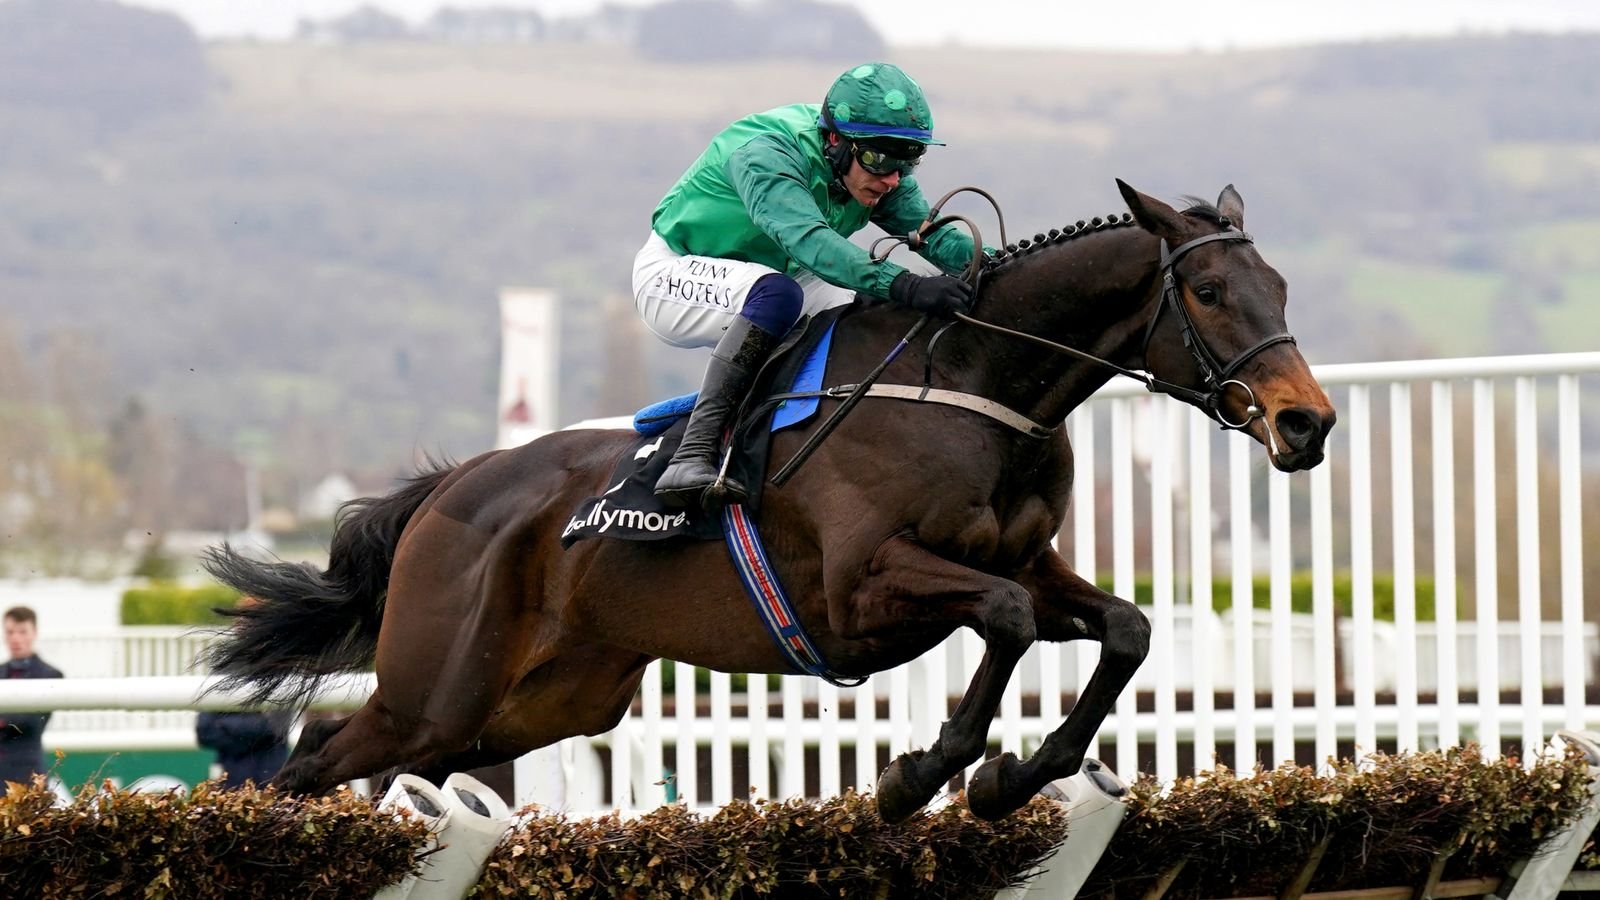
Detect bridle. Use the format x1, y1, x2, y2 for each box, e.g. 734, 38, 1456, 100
938, 226, 1295, 433
1138, 229, 1297, 429
882, 188, 1296, 432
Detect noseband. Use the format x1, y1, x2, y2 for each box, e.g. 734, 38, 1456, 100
1142, 230, 1296, 429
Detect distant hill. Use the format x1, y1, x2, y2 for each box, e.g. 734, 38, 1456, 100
2, 26, 1598, 545
0, 0, 208, 127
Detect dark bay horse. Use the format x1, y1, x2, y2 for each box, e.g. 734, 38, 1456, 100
202, 180, 1334, 821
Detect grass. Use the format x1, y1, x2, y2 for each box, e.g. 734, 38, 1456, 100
1335, 243, 1600, 357
1509, 218, 1600, 270
1345, 259, 1504, 356
1485, 142, 1600, 191
1541, 272, 1600, 352
1332, 218, 1600, 355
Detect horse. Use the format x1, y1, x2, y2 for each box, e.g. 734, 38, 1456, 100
201, 180, 1335, 822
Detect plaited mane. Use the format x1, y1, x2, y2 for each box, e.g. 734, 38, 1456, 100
980, 199, 1230, 275
981, 212, 1137, 275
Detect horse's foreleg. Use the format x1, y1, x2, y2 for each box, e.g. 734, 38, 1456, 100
966, 549, 1149, 819
844, 538, 1037, 823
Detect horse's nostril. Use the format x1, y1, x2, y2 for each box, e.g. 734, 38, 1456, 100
1275, 408, 1324, 452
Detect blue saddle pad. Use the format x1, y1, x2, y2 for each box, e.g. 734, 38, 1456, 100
632, 321, 838, 437
632, 394, 696, 435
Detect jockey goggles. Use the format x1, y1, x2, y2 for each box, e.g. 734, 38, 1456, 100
853, 142, 922, 177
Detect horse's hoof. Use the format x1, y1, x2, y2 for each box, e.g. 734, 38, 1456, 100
966, 752, 1025, 821
876, 752, 932, 823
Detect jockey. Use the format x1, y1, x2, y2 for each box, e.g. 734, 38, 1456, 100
636, 61, 980, 508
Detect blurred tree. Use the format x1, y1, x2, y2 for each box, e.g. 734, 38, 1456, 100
0, 0, 209, 130
43, 329, 113, 433
27, 443, 124, 574
166, 438, 248, 532
635, 0, 883, 62
421, 6, 544, 43
0, 317, 47, 547
763, 0, 884, 61
107, 396, 178, 534
296, 5, 412, 43
130, 536, 179, 580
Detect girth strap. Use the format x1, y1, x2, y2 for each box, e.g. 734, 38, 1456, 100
855, 384, 1056, 439
724, 503, 866, 687
766, 383, 1057, 440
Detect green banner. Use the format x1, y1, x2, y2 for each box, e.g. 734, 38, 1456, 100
48, 749, 214, 791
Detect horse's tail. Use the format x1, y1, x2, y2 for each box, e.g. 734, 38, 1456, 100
199, 460, 457, 708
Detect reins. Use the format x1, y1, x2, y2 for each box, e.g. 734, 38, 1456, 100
771, 188, 1000, 487
916, 188, 1295, 426
952, 230, 1292, 425
769, 187, 1294, 487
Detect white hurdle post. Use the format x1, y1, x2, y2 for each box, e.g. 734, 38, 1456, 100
997, 758, 1131, 899
1492, 730, 1600, 900
374, 772, 513, 900
373, 775, 451, 900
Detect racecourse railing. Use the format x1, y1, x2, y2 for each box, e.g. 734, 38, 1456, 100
9, 351, 1597, 817
1044, 350, 1600, 784
30, 627, 215, 750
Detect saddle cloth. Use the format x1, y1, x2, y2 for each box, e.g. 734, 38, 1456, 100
559, 306, 847, 548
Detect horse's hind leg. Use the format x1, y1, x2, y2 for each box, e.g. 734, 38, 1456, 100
272, 655, 563, 797
273, 506, 551, 795
965, 549, 1149, 819
403, 645, 652, 797
292, 713, 351, 758
338, 646, 651, 813
269, 712, 351, 789
272, 694, 416, 794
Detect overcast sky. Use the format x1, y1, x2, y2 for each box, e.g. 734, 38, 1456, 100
135, 0, 1600, 49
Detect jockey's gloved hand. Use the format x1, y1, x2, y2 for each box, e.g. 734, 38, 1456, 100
889, 272, 974, 317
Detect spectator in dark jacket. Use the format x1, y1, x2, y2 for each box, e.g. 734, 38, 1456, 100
196, 710, 291, 788
1, 605, 65, 786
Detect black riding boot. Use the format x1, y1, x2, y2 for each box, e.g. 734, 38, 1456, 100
654, 316, 781, 508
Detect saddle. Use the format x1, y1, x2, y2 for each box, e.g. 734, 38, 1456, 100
559, 305, 849, 548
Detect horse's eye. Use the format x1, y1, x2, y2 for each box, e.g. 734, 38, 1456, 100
1195, 286, 1220, 306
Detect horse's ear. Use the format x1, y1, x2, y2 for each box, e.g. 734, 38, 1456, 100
1217, 184, 1245, 229
1116, 178, 1183, 237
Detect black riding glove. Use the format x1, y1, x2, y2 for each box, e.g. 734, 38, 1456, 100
889, 272, 974, 317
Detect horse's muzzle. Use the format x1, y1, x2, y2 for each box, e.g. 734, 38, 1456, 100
1270, 405, 1336, 471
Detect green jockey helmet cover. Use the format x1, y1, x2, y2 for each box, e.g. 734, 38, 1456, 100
819, 62, 943, 146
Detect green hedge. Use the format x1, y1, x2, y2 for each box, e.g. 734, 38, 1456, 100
479, 791, 1067, 898
1083, 745, 1592, 897
120, 581, 241, 626
2, 747, 1590, 898
1102, 572, 1439, 622
0, 781, 427, 899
